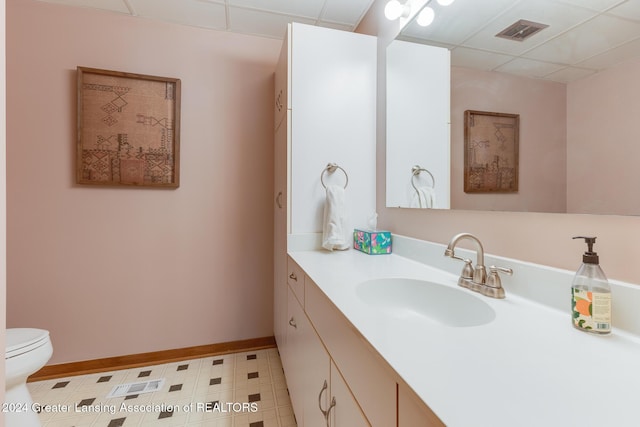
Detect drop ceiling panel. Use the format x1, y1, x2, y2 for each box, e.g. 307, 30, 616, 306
228, 0, 325, 19
544, 67, 597, 83
321, 0, 373, 26
129, 0, 227, 30
316, 21, 357, 32
229, 7, 315, 39
576, 37, 640, 69
450, 47, 514, 71
523, 14, 640, 65
495, 57, 567, 78
401, 0, 520, 45
462, 0, 595, 56
606, 1, 640, 20
35, 0, 130, 14
555, 0, 625, 12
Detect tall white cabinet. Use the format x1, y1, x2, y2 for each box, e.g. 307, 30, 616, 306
273, 22, 376, 352
274, 22, 377, 234
273, 23, 377, 426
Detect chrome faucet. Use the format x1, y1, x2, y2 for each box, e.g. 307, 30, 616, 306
444, 233, 512, 299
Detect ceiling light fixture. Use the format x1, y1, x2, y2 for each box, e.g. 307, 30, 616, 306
384, 0, 456, 28
416, 6, 435, 27
384, 0, 411, 20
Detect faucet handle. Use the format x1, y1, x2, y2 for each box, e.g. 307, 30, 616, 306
445, 249, 474, 275
460, 258, 474, 280
455, 258, 474, 290
489, 265, 513, 277
483, 265, 512, 299
445, 253, 474, 289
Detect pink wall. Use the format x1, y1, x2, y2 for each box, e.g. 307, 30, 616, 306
451, 67, 567, 212
6, 0, 281, 364
1, 0, 7, 410
567, 57, 640, 215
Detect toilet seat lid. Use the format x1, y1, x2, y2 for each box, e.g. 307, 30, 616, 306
6, 328, 50, 359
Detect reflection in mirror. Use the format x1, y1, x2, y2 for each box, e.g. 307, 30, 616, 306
386, 40, 450, 209
385, 0, 640, 215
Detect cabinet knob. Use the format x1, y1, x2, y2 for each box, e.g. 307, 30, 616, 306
275, 191, 283, 209
288, 317, 297, 329
289, 273, 298, 281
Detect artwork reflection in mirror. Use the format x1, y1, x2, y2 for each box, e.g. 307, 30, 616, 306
386, 40, 450, 209
463, 110, 519, 193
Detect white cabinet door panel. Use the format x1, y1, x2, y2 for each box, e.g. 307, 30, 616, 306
289, 23, 376, 234
329, 361, 370, 427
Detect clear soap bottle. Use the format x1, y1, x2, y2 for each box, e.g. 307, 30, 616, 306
571, 236, 611, 335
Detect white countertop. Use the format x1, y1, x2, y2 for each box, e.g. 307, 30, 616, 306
289, 247, 640, 427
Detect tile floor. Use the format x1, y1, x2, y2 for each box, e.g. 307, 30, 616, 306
26, 348, 297, 427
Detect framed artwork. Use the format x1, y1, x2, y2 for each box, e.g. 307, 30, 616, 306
77, 67, 181, 187
464, 110, 519, 193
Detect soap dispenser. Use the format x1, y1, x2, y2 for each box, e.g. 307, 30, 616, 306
571, 236, 611, 335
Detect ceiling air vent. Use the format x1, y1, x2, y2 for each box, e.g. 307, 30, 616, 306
495, 19, 549, 42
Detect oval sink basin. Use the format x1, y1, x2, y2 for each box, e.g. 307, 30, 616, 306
356, 278, 496, 327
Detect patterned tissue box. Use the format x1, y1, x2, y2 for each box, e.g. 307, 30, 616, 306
353, 229, 392, 255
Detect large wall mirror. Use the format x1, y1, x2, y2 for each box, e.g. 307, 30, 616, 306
386, 0, 640, 215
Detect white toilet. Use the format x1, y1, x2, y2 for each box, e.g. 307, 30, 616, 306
5, 328, 53, 427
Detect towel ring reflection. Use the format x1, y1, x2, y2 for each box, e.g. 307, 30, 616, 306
321, 163, 349, 189
411, 165, 435, 193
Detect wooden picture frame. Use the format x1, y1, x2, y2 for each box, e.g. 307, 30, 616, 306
464, 110, 519, 193
77, 67, 181, 187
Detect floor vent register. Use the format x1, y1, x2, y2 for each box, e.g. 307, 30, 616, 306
106, 378, 166, 398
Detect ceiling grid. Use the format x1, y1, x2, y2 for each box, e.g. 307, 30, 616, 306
34, 0, 640, 82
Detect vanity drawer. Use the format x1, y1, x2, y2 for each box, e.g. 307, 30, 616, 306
305, 276, 396, 427
287, 256, 305, 305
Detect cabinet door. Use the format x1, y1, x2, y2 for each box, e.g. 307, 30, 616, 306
301, 309, 331, 427
273, 112, 289, 351
305, 276, 396, 426
285, 286, 305, 422
398, 381, 445, 427
286, 286, 331, 427
274, 26, 290, 130
329, 361, 370, 427
289, 23, 376, 234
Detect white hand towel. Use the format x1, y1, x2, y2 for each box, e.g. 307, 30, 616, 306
411, 186, 436, 209
322, 185, 350, 251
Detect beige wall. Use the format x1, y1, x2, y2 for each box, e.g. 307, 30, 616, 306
361, 0, 638, 285
567, 56, 640, 215
451, 67, 567, 212
6, 0, 281, 364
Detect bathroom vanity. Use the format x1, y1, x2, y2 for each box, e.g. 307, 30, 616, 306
281, 250, 444, 426
271, 18, 640, 427
279, 234, 640, 426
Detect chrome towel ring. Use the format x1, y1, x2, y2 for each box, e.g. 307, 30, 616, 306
411, 165, 435, 192
321, 163, 349, 189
